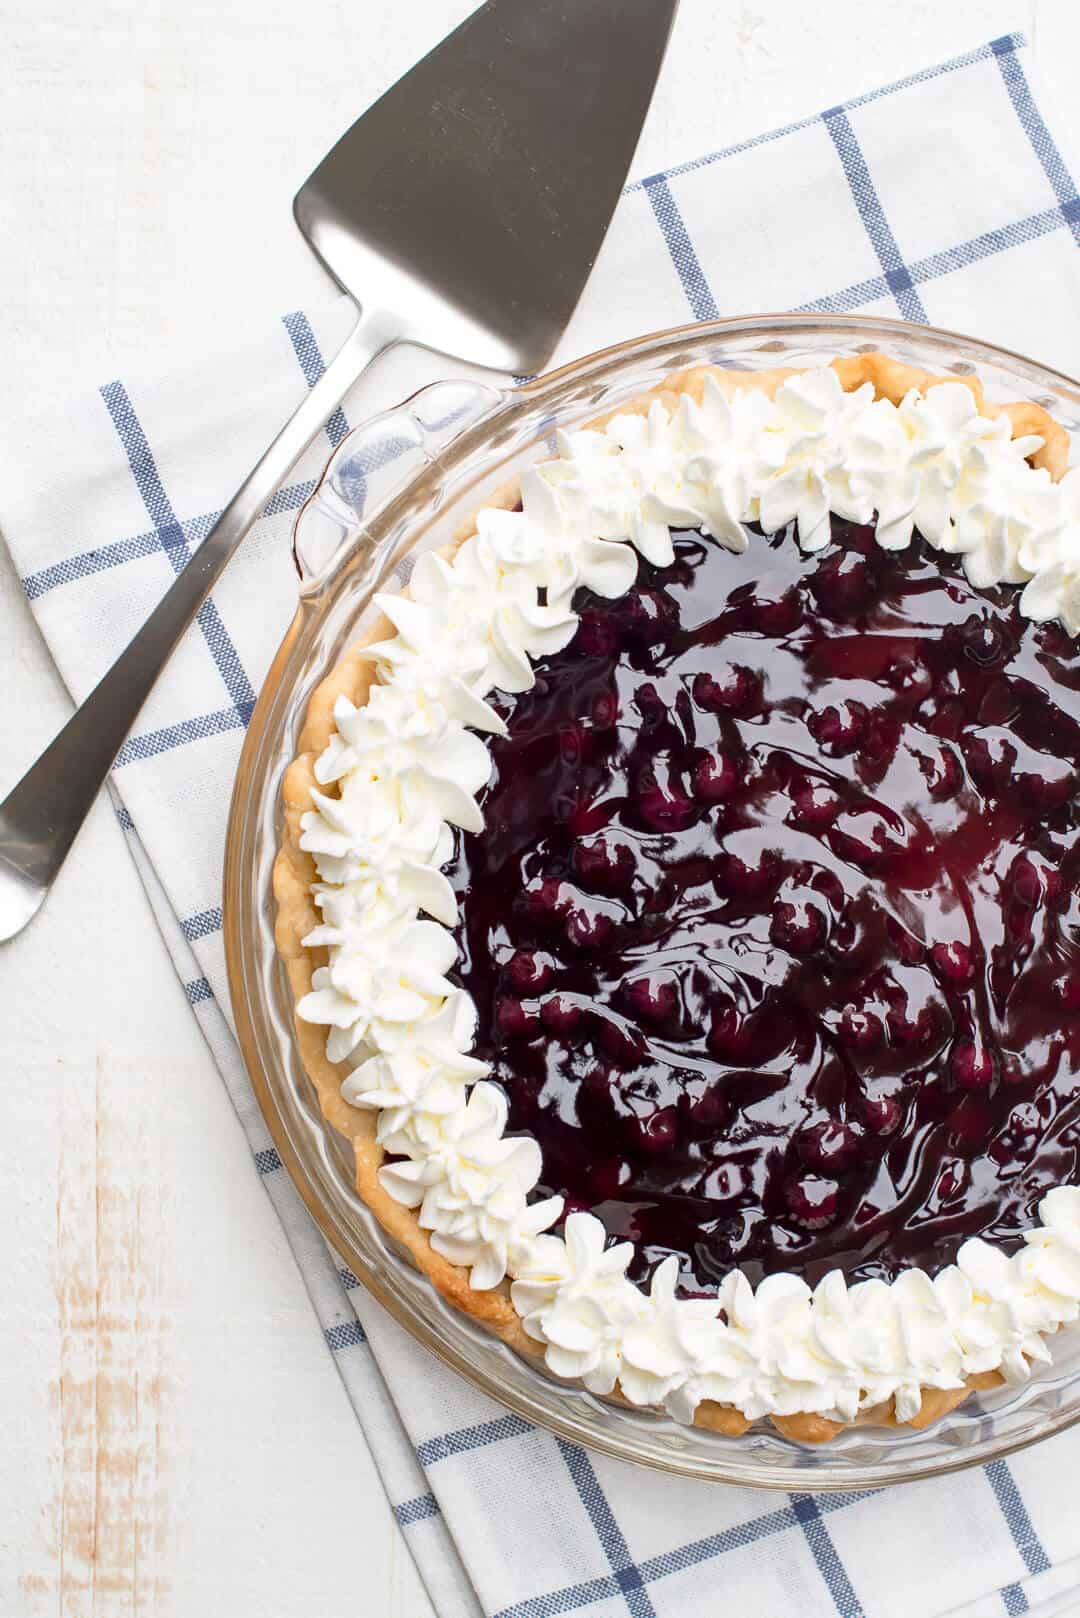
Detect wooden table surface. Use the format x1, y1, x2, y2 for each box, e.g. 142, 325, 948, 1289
2, 1, 1078, 1613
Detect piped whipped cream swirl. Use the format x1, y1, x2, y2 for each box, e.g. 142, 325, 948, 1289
297, 366, 1080, 1425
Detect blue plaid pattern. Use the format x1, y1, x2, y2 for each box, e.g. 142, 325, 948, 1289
179, 904, 223, 943
820, 107, 929, 323
396, 1493, 443, 1527
282, 309, 352, 447
478, 1483, 880, 1618
558, 1440, 661, 1618
98, 380, 259, 727
642, 178, 718, 321
4, 32, 1079, 1618
986, 1461, 1054, 1616
325, 1319, 366, 1352
416, 1415, 534, 1469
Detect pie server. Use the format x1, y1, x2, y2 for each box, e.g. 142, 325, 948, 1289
0, 0, 679, 941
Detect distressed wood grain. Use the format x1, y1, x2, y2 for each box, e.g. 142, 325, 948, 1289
40, 1057, 173, 1615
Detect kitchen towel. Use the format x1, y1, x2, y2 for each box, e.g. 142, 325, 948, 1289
3, 32, 1080, 1618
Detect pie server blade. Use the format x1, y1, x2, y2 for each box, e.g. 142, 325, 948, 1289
0, 0, 678, 940
295, 0, 681, 374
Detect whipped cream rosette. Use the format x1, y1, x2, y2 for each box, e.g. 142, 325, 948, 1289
291, 360, 1080, 1430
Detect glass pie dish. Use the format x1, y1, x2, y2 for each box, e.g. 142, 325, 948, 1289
224, 312, 1080, 1487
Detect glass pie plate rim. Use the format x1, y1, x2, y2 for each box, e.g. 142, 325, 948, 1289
224, 311, 1080, 1488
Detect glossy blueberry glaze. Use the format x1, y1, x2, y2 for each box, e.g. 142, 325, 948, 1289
448, 522, 1080, 1291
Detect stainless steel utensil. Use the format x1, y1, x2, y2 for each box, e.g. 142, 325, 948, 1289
0, 0, 677, 941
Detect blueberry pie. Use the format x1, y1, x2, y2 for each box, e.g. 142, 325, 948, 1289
274, 352, 1080, 1440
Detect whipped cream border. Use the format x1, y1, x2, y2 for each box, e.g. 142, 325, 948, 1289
296, 365, 1080, 1428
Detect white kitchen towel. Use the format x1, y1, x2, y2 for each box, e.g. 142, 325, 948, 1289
3, 32, 1080, 1618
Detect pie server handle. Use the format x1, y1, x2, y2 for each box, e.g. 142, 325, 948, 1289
0, 307, 399, 940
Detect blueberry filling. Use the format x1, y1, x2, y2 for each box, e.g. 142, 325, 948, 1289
447, 521, 1080, 1292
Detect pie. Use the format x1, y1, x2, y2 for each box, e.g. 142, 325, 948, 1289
273, 351, 1080, 1442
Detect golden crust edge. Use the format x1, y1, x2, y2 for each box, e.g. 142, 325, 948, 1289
270, 351, 1068, 1437
558, 350, 1067, 478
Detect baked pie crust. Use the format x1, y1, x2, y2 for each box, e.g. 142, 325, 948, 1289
273, 353, 1072, 1441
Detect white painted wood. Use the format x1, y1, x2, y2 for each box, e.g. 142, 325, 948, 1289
1, 1, 1078, 1612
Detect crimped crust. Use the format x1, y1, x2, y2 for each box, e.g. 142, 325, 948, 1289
273, 353, 1066, 1439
